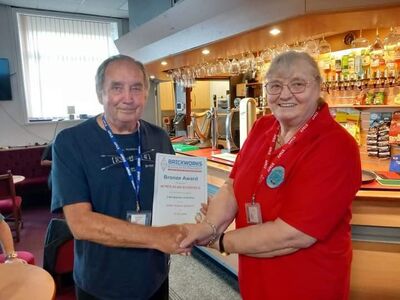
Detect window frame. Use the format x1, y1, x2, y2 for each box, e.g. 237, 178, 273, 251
11, 7, 125, 124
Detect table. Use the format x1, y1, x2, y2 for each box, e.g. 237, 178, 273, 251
0, 263, 55, 300
12, 175, 25, 184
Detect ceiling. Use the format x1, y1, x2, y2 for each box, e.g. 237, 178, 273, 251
0, 0, 129, 18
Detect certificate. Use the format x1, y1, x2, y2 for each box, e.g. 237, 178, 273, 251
152, 153, 207, 226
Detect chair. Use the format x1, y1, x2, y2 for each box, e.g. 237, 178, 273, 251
53, 239, 74, 288
0, 170, 23, 242
43, 218, 74, 291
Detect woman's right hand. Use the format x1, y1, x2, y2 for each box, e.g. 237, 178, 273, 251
180, 222, 215, 248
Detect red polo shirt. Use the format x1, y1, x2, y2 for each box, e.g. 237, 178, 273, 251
230, 103, 361, 300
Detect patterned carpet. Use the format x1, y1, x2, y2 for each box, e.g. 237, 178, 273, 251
169, 248, 240, 300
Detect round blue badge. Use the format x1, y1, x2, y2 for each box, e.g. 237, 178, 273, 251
266, 166, 285, 188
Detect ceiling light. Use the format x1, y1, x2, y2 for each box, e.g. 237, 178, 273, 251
161, 61, 167, 66
269, 28, 281, 36
149, 75, 155, 79
202, 49, 210, 55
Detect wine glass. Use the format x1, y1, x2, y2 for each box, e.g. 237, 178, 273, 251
215, 58, 225, 74
198, 63, 208, 78
253, 51, 264, 70
370, 28, 384, 52
318, 36, 331, 54
229, 58, 240, 75
260, 48, 274, 62
223, 58, 231, 74
290, 41, 304, 52
239, 52, 254, 73
303, 39, 320, 57
351, 29, 370, 48
384, 27, 400, 48
277, 43, 290, 54
206, 63, 217, 76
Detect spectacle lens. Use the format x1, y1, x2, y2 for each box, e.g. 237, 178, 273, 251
265, 80, 309, 95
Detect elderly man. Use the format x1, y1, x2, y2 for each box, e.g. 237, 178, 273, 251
51, 55, 188, 300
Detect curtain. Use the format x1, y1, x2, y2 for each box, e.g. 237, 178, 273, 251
17, 13, 119, 120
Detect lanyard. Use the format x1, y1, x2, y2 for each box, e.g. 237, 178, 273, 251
251, 108, 320, 204
102, 115, 142, 212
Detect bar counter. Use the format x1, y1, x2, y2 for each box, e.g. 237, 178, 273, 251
177, 147, 400, 299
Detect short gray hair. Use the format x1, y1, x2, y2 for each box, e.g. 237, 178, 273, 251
266, 51, 322, 85
95, 54, 150, 100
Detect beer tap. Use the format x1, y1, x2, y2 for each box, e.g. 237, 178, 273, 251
362, 75, 369, 90
349, 75, 356, 90
355, 77, 363, 90
322, 79, 330, 94
375, 74, 381, 88
338, 74, 344, 91
387, 69, 396, 87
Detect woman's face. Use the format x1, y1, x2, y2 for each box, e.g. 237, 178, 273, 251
266, 59, 320, 129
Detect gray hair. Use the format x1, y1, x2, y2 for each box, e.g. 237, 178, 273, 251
266, 51, 322, 85
95, 54, 150, 100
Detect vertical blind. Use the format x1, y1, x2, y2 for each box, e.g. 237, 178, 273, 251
17, 13, 119, 120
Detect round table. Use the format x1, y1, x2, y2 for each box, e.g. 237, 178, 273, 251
12, 175, 25, 184
0, 263, 55, 300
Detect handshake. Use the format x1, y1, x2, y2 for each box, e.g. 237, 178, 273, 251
151, 221, 219, 255
151, 204, 220, 255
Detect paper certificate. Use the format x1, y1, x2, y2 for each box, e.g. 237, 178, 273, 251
152, 153, 207, 226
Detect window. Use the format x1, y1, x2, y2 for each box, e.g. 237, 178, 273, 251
16, 12, 120, 121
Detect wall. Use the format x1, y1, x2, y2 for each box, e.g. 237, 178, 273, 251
142, 80, 161, 126
0, 5, 59, 147
0, 4, 136, 147
209, 80, 230, 101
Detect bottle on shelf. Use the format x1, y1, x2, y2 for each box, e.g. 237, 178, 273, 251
362, 49, 371, 78
348, 51, 355, 80
341, 54, 349, 78
321, 55, 331, 83
386, 59, 396, 82
378, 53, 386, 78
355, 50, 363, 78
335, 57, 342, 75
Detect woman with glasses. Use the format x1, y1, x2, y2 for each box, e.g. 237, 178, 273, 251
181, 51, 361, 299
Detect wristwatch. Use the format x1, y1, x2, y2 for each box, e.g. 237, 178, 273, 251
219, 233, 230, 256
5, 251, 18, 261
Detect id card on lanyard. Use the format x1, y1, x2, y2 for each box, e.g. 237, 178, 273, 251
246, 108, 320, 224
102, 115, 151, 225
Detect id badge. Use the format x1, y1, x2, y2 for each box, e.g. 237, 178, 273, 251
127, 210, 152, 226
245, 203, 262, 224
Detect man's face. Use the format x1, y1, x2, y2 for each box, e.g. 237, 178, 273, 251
100, 59, 148, 130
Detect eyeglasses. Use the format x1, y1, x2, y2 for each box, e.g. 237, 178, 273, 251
265, 79, 315, 95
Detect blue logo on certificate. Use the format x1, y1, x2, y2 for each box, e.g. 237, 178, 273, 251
266, 166, 285, 188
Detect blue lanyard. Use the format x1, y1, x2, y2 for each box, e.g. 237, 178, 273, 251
102, 115, 142, 212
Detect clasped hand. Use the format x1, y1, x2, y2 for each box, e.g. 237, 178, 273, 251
179, 202, 218, 252
155, 203, 217, 254
154, 222, 217, 254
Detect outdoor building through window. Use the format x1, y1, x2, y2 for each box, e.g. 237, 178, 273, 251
16, 12, 120, 121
